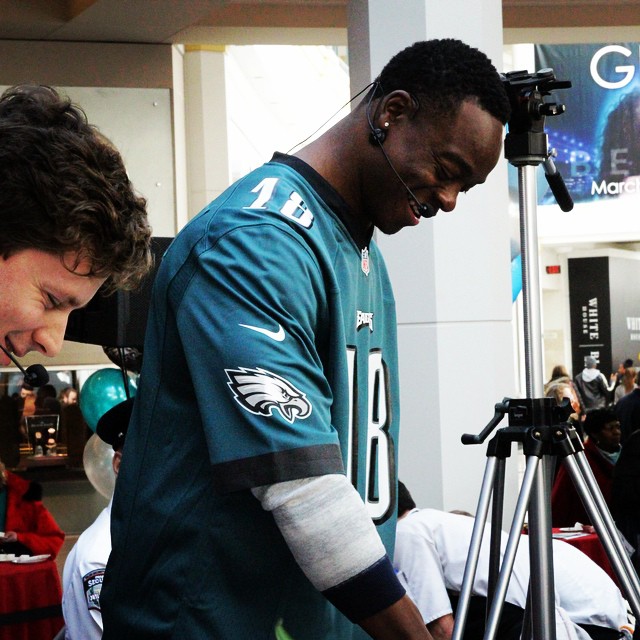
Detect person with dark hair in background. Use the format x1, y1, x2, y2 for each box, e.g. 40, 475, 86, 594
395, 482, 634, 640
612, 359, 634, 395
0, 456, 65, 558
35, 383, 61, 415
62, 398, 133, 640
0, 84, 153, 373
551, 408, 621, 528
101, 39, 511, 640
545, 364, 570, 392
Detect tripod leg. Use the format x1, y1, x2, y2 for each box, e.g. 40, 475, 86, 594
563, 452, 640, 618
484, 455, 551, 640
488, 459, 506, 610
452, 457, 500, 640
526, 457, 557, 640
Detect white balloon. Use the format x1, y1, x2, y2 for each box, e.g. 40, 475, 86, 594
83, 433, 116, 499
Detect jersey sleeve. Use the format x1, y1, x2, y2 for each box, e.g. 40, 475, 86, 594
176, 220, 344, 492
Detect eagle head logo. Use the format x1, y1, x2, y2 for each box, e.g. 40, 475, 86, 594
225, 367, 313, 424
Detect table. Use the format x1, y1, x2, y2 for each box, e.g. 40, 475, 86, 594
553, 529, 618, 586
0, 559, 64, 640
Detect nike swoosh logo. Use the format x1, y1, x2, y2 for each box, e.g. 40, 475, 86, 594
239, 323, 285, 342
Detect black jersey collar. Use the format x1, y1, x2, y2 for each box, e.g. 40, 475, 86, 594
271, 152, 373, 250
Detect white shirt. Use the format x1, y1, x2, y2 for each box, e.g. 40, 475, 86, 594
394, 508, 633, 638
62, 501, 112, 640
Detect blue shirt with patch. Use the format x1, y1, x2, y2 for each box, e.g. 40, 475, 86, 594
102, 154, 402, 639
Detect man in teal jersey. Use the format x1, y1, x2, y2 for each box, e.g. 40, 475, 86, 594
101, 39, 510, 639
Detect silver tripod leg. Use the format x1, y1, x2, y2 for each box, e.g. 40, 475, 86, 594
452, 457, 499, 640
483, 455, 552, 640
524, 456, 557, 640
562, 449, 640, 618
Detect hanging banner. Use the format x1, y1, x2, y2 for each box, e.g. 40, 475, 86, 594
568, 255, 640, 376
535, 43, 640, 206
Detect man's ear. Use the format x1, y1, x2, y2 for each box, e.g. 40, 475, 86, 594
379, 90, 420, 123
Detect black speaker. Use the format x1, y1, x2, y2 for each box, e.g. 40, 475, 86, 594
64, 236, 173, 349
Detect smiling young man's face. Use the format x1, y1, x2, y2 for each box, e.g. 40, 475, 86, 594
363, 98, 505, 235
0, 249, 106, 365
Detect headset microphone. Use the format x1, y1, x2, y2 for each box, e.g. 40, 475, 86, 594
368, 122, 437, 219
366, 87, 437, 219
0, 344, 49, 387
369, 127, 387, 145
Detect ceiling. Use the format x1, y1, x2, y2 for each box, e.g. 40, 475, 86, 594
0, 0, 638, 45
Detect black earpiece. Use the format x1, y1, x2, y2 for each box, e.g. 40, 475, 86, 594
369, 127, 387, 145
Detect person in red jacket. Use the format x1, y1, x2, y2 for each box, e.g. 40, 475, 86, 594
551, 408, 621, 528
0, 458, 65, 558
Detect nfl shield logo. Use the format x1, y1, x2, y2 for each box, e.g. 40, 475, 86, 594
361, 248, 370, 276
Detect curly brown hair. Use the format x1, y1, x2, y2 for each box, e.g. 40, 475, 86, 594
0, 84, 153, 292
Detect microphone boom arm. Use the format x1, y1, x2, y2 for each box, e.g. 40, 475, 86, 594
0, 344, 49, 387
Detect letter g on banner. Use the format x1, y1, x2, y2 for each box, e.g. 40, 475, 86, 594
590, 45, 635, 89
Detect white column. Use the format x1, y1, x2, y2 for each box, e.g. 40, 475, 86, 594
183, 45, 231, 217
348, 0, 519, 518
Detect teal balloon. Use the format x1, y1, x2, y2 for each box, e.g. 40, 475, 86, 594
80, 368, 137, 432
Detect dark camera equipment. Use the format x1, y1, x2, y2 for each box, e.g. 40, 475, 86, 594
502, 69, 574, 212
451, 70, 640, 640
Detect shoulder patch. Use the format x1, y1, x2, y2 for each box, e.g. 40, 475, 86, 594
225, 367, 313, 424
82, 568, 104, 611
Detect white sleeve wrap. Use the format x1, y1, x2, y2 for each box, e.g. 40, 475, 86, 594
252, 474, 387, 592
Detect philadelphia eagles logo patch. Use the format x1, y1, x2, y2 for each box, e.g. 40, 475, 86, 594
225, 367, 313, 424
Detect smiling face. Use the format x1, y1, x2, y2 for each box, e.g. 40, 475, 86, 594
364, 97, 504, 235
0, 249, 106, 365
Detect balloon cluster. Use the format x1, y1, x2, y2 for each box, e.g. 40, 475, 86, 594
79, 368, 137, 498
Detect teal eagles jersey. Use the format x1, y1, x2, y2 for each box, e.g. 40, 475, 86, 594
102, 154, 402, 639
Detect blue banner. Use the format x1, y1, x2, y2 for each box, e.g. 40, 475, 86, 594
535, 43, 640, 205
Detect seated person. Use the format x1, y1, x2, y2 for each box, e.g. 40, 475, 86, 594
551, 408, 621, 528
394, 481, 633, 640
0, 457, 65, 558
62, 398, 132, 640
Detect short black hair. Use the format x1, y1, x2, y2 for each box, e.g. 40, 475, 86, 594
375, 39, 510, 125
624, 358, 634, 368
583, 407, 618, 438
397, 480, 416, 517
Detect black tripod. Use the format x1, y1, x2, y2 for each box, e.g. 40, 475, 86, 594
451, 70, 640, 640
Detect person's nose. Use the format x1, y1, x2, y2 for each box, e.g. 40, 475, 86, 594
30, 312, 69, 358
435, 185, 460, 213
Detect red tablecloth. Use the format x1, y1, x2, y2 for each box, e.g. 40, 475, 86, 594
0, 559, 64, 640
553, 528, 618, 586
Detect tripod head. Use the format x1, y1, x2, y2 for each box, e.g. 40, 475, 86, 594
502, 69, 574, 211
461, 396, 573, 445
502, 69, 571, 166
